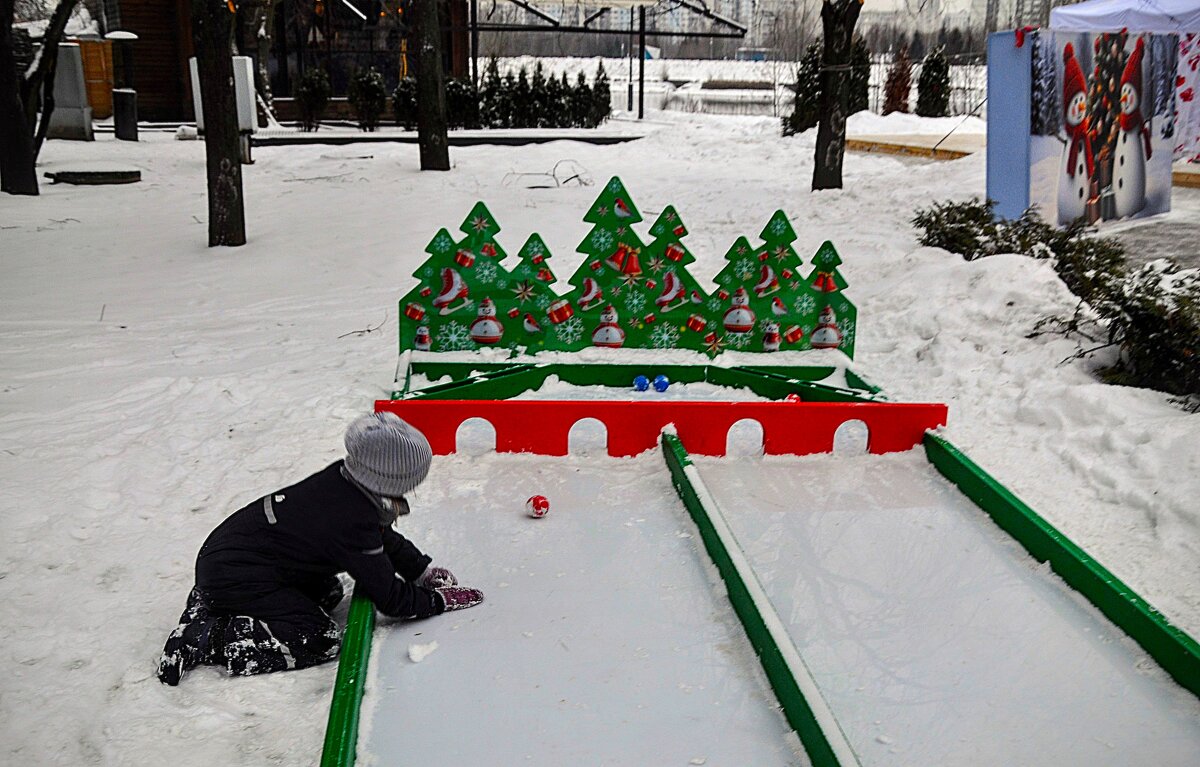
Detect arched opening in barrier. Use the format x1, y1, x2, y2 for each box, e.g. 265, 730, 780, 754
833, 419, 870, 456
568, 418, 609, 455
726, 418, 764, 458
455, 417, 497, 456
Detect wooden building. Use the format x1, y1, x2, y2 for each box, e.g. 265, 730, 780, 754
98, 0, 467, 123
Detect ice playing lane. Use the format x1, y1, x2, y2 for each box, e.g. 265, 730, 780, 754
358, 453, 805, 767
694, 450, 1200, 767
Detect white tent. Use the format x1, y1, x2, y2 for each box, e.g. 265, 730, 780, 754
1049, 0, 1200, 34
1051, 0, 1200, 162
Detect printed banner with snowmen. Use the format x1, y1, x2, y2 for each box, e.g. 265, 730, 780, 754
1031, 30, 1177, 225
397, 178, 857, 358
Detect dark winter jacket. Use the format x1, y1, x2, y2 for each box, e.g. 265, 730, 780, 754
195, 461, 442, 619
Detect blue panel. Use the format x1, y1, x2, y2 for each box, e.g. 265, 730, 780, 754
987, 31, 1033, 221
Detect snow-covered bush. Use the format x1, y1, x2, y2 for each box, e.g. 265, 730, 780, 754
883, 47, 912, 115
913, 198, 1198, 401
295, 68, 330, 132
1104, 263, 1200, 402
348, 68, 387, 132
916, 47, 950, 118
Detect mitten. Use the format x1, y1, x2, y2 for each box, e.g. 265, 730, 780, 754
435, 586, 484, 612
417, 566, 458, 589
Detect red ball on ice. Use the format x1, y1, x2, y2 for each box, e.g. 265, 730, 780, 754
526, 495, 550, 518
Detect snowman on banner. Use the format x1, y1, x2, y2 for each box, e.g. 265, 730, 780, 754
1113, 37, 1152, 220
1058, 42, 1094, 225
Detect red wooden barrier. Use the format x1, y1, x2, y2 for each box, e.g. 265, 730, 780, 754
375, 400, 948, 457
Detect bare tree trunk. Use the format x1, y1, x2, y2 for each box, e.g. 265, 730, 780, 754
192, 0, 247, 246
0, 0, 38, 194
813, 0, 862, 191
414, 0, 450, 171
19, 0, 81, 162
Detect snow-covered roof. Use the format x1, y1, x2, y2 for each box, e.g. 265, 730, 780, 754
1049, 0, 1200, 33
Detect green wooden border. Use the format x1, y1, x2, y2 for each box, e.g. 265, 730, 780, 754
661, 433, 859, 767
320, 589, 377, 767
923, 433, 1200, 700
399, 362, 877, 403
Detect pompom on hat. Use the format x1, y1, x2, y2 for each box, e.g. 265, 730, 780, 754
344, 412, 433, 498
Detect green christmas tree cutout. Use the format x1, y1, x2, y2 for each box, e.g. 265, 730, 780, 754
707, 211, 826, 355
396, 188, 859, 359
805, 240, 857, 357
640, 205, 711, 351
557, 177, 659, 351
508, 233, 560, 351
398, 204, 522, 354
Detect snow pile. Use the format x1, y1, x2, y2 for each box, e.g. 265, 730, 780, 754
0, 110, 1196, 764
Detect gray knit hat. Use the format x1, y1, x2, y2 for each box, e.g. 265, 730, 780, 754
343, 412, 433, 498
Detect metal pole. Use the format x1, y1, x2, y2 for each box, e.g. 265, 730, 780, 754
470, 0, 479, 89
638, 6, 645, 120
627, 10, 634, 112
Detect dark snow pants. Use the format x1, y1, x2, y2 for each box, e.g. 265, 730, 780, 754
158, 577, 344, 684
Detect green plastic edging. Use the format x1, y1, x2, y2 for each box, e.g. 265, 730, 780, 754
923, 433, 1200, 701
320, 589, 377, 767
661, 433, 859, 767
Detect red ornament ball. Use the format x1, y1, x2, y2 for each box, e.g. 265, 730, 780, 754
526, 495, 550, 519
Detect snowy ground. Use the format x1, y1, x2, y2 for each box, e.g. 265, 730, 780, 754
1, 110, 1197, 764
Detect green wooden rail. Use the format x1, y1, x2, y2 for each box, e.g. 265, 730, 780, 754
320, 589, 377, 767
924, 433, 1200, 701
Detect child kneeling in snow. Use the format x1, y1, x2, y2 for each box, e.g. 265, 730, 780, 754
157, 412, 483, 685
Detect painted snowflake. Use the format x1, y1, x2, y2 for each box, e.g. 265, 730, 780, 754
706, 297, 723, 313
607, 178, 622, 193
837, 319, 855, 347
623, 289, 647, 313
475, 260, 498, 285
769, 217, 789, 236
650, 323, 681, 349
814, 251, 837, 268
734, 258, 756, 281
837, 300, 850, 314
435, 321, 473, 351
514, 262, 533, 278
536, 293, 553, 310
590, 229, 615, 251
726, 330, 753, 349
793, 293, 817, 315
431, 232, 455, 253
556, 316, 584, 345
421, 265, 435, 278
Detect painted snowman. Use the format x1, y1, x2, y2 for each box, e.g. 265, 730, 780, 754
810, 306, 842, 350
723, 287, 756, 334
1113, 37, 1152, 220
591, 305, 626, 348
1057, 43, 1094, 226
469, 298, 504, 345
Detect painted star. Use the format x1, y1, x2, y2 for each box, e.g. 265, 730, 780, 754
737, 244, 748, 256
597, 205, 609, 217
471, 215, 491, 232
773, 246, 790, 262
705, 334, 727, 355
616, 225, 628, 236
512, 280, 536, 303
648, 256, 665, 273
620, 273, 641, 288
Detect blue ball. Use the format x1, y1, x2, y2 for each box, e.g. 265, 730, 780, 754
653, 374, 670, 392
633, 375, 650, 392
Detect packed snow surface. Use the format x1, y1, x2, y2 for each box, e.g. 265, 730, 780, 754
507, 374, 774, 400
696, 451, 1200, 766
359, 453, 803, 766
1, 109, 1196, 764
